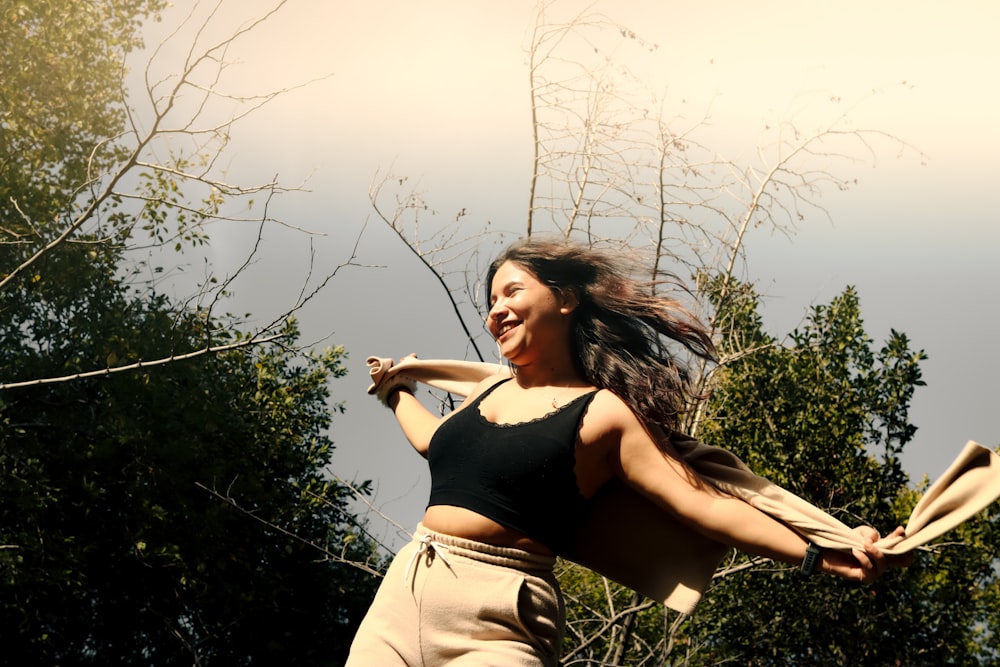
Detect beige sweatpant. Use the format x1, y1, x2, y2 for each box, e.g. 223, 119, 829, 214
346, 524, 564, 666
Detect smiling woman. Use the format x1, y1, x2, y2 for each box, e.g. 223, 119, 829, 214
345, 237, 911, 667
487, 260, 580, 374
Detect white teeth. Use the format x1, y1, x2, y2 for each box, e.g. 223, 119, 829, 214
498, 323, 516, 336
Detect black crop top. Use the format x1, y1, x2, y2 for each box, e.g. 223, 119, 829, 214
426, 378, 599, 554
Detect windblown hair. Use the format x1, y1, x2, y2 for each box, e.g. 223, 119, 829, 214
487, 238, 716, 429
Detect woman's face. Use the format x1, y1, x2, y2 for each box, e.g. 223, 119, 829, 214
487, 261, 575, 366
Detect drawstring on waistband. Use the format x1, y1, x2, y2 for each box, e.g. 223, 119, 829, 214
403, 533, 453, 582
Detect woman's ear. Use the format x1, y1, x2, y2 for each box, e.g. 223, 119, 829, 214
557, 287, 580, 315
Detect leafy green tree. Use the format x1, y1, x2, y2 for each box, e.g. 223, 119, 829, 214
678, 280, 999, 667
2, 0, 316, 369
1, 0, 160, 229
1, 310, 382, 663
1, 1, 383, 664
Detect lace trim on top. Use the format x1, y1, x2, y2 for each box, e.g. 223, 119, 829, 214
475, 386, 599, 429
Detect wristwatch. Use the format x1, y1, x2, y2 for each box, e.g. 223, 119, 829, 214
801, 542, 821, 576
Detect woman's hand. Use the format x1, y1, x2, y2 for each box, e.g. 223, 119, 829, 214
374, 354, 418, 408
822, 525, 913, 582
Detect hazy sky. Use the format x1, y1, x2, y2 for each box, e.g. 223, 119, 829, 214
141, 1, 998, 547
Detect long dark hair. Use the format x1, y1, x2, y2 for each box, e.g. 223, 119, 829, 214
487, 238, 716, 429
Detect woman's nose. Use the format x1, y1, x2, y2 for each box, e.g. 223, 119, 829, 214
488, 299, 507, 320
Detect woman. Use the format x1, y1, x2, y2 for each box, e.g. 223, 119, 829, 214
346, 238, 908, 666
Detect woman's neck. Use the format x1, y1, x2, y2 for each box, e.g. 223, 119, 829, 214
511, 359, 586, 390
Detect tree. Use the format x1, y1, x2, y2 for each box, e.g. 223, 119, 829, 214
2, 1, 382, 663
363, 2, 998, 664
1, 0, 338, 390
1, 314, 383, 663
1, 0, 160, 232
676, 280, 999, 666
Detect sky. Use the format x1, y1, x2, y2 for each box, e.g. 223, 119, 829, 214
139, 1, 998, 549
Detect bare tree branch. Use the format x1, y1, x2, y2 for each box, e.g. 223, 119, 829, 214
0, 335, 284, 391
2, 0, 356, 391
195, 481, 384, 578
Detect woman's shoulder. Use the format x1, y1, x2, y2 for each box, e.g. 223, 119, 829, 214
441, 373, 511, 420
585, 388, 645, 432
471, 372, 512, 396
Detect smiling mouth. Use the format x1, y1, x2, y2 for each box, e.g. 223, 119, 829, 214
496, 322, 518, 338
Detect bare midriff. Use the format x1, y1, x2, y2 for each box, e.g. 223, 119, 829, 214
422, 505, 554, 556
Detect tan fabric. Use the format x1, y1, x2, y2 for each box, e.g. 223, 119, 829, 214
346, 524, 563, 667
367, 356, 1000, 614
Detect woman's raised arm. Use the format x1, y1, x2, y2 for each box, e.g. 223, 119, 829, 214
598, 393, 907, 582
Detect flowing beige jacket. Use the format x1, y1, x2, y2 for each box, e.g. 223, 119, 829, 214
367, 356, 1000, 614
